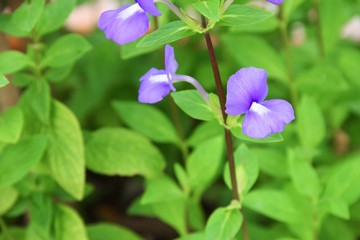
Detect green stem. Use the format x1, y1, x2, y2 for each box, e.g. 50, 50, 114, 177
201, 16, 249, 240
0, 217, 14, 240
279, 6, 299, 109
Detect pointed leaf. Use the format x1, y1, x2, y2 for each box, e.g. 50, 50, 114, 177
54, 204, 87, 240
0, 107, 23, 143
86, 128, 165, 179
113, 101, 179, 144
172, 90, 214, 121
0, 136, 47, 189
219, 4, 272, 27
11, 0, 45, 32
138, 21, 195, 48
87, 223, 142, 240
46, 101, 85, 200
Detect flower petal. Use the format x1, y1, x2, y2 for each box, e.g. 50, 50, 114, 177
138, 68, 173, 103
267, 0, 284, 4
136, 0, 161, 16
98, 4, 149, 45
261, 99, 295, 124
225, 67, 268, 115
165, 44, 178, 85
242, 100, 294, 138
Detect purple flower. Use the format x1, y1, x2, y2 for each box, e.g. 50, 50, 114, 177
139, 45, 208, 104
267, 0, 284, 4
138, 45, 177, 103
98, 0, 161, 45
225, 67, 294, 138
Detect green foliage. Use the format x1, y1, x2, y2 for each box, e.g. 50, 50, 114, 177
87, 223, 142, 240
222, 34, 287, 83
193, 0, 221, 22
172, 90, 214, 121
0, 51, 32, 75
186, 136, 224, 196
0, 107, 23, 143
36, 0, 76, 36
205, 202, 242, 240
0, 187, 18, 215
41, 34, 92, 68
0, 136, 47, 189
224, 144, 259, 196
219, 5, 272, 27
297, 95, 326, 149
54, 204, 88, 240
138, 21, 196, 47
85, 128, 165, 178
1, 0, 360, 239
11, 0, 45, 32
113, 101, 179, 144
45, 101, 85, 200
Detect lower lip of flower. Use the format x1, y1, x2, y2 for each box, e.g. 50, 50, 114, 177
249, 102, 270, 116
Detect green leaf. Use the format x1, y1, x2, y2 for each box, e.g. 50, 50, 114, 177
0, 14, 30, 37
243, 189, 303, 223
186, 136, 224, 195
320, 0, 346, 54
0, 51, 32, 74
27, 193, 54, 239
172, 90, 214, 121
252, 148, 288, 178
187, 121, 223, 147
41, 34, 92, 68
140, 176, 187, 235
296, 64, 348, 95
54, 204, 87, 240
121, 38, 160, 60
283, 0, 305, 23
0, 187, 18, 215
297, 95, 326, 148
0, 136, 47, 189
219, 4, 272, 27
318, 197, 349, 220
193, 0, 220, 22
177, 232, 205, 240
141, 175, 184, 204
174, 163, 190, 195
138, 21, 196, 47
86, 128, 165, 179
87, 223, 142, 240
319, 216, 355, 240
324, 155, 360, 205
11, 0, 45, 32
222, 34, 287, 83
229, 16, 279, 33
45, 64, 73, 83
46, 101, 85, 200
113, 101, 179, 144
25, 80, 51, 124
0, 75, 9, 87
224, 144, 259, 195
36, 0, 76, 36
0, 227, 26, 240
287, 148, 320, 197
205, 205, 242, 240
231, 126, 284, 143
339, 47, 360, 88
0, 107, 23, 143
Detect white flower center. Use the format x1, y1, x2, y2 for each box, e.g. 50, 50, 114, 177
249, 102, 270, 116
117, 3, 143, 20
148, 74, 169, 84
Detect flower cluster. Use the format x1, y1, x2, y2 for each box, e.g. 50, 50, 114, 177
98, 0, 293, 139
139, 45, 294, 139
